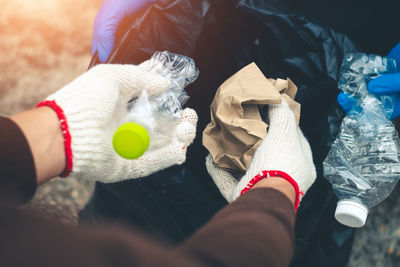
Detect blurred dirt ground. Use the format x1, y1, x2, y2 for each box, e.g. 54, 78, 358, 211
1, 0, 400, 266
0, 0, 100, 224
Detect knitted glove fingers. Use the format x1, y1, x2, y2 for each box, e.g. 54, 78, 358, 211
137, 59, 170, 90
125, 140, 189, 179
297, 128, 317, 195
297, 128, 313, 166
120, 108, 198, 180
205, 154, 238, 202
267, 98, 298, 139
87, 139, 189, 183
229, 97, 317, 207
75, 120, 196, 183
48, 64, 170, 106
175, 108, 198, 145
240, 98, 300, 181
90, 64, 170, 99
138, 59, 152, 70
177, 108, 198, 127
176, 121, 196, 146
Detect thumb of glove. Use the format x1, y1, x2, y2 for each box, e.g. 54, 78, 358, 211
205, 154, 238, 202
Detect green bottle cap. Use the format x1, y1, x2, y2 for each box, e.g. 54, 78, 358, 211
113, 122, 150, 159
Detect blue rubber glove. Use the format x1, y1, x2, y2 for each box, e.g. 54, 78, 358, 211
337, 42, 400, 120
92, 0, 155, 63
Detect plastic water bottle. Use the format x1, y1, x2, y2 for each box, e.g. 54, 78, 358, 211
323, 53, 400, 228
112, 51, 199, 159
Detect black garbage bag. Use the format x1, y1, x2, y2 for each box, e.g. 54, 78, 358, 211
80, 0, 359, 266
282, 0, 400, 56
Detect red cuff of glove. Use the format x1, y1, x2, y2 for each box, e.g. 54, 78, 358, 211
240, 170, 303, 211
37, 100, 73, 177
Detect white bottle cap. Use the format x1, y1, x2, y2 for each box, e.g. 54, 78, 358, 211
335, 200, 369, 228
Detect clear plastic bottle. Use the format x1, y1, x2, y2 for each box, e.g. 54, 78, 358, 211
323, 53, 400, 228
113, 51, 199, 159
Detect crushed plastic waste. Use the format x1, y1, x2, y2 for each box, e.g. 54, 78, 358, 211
323, 53, 400, 228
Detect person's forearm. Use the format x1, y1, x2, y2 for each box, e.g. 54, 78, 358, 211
11, 107, 65, 184
0, 116, 37, 205
178, 187, 295, 267
0, 171, 295, 266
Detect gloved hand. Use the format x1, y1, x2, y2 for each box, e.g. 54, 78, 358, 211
38, 64, 197, 183
92, 0, 155, 62
337, 42, 400, 119
206, 99, 316, 210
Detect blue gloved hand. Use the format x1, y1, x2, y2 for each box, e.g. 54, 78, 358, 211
337, 42, 400, 120
92, 0, 155, 63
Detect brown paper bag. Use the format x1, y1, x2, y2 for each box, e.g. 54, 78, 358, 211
202, 62, 300, 172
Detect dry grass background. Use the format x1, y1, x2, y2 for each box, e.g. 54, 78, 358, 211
1, 0, 400, 266
0, 0, 100, 113
0, 0, 101, 224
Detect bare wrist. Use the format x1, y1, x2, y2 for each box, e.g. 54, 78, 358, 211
11, 107, 66, 184
252, 177, 296, 205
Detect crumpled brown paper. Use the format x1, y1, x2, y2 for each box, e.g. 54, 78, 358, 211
202, 62, 300, 172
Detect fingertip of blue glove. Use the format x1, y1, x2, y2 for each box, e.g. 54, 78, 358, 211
97, 49, 109, 63
94, 37, 114, 63
388, 42, 400, 67
367, 76, 385, 94
90, 45, 108, 63
368, 73, 400, 95
337, 92, 355, 113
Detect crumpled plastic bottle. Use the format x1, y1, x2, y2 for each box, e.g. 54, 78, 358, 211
323, 53, 400, 228
113, 51, 199, 159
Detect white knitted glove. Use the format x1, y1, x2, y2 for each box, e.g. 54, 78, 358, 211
206, 98, 316, 209
38, 64, 198, 183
